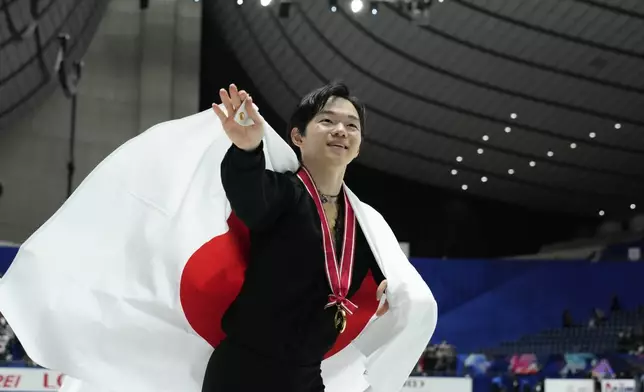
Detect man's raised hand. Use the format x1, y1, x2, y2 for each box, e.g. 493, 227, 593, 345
212, 84, 264, 151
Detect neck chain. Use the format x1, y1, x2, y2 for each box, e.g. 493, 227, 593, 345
302, 165, 342, 204
319, 192, 340, 204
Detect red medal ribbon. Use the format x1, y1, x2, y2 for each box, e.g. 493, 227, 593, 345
297, 167, 358, 315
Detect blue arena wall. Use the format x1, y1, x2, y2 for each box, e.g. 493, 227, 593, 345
412, 258, 644, 351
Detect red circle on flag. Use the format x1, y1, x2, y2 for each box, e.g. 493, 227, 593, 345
179, 214, 380, 358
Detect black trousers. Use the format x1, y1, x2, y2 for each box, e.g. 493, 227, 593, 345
202, 338, 325, 392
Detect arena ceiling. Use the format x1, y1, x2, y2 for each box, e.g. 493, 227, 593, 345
2, 0, 643, 221
208, 0, 644, 219
0, 0, 108, 129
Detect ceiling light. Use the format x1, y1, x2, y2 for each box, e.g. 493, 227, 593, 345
456, 156, 463, 162
482, 135, 489, 141
461, 184, 468, 190
350, 0, 363, 13
529, 161, 536, 167
504, 127, 511, 133
510, 113, 517, 119
237, 0, 243, 4
477, 148, 484, 154
481, 176, 488, 183
370, 1, 378, 14
570, 143, 577, 149
260, 0, 272, 6
547, 150, 554, 157
451, 169, 458, 175
615, 123, 621, 129
589, 132, 596, 138
508, 169, 515, 175
599, 210, 605, 216
631, 204, 636, 210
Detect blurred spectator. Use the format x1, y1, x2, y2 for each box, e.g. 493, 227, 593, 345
0, 313, 14, 362
416, 341, 457, 376
618, 329, 632, 353
0, 335, 12, 361
410, 341, 458, 376
589, 308, 607, 328
617, 325, 644, 354
595, 308, 607, 322
414, 350, 426, 375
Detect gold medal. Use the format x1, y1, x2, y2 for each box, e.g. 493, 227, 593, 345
334, 306, 347, 334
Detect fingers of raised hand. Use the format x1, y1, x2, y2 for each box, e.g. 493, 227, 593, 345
245, 96, 262, 125
211, 103, 227, 124
215, 85, 258, 130
238, 90, 248, 102
229, 84, 242, 109
219, 88, 234, 117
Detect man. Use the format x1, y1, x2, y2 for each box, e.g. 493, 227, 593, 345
0, 81, 437, 392
205, 82, 389, 391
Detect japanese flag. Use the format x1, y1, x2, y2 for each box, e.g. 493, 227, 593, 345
0, 105, 437, 392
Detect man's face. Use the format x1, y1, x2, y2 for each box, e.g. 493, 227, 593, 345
293, 97, 362, 167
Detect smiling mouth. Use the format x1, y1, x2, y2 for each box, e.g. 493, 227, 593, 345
328, 144, 348, 149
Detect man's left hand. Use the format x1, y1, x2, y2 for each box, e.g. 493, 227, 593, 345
376, 279, 389, 317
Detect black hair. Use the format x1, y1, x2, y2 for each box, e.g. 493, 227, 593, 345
287, 81, 366, 159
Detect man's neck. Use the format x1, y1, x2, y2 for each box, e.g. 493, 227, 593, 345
303, 159, 346, 196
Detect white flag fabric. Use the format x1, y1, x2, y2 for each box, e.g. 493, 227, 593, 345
0, 105, 437, 392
